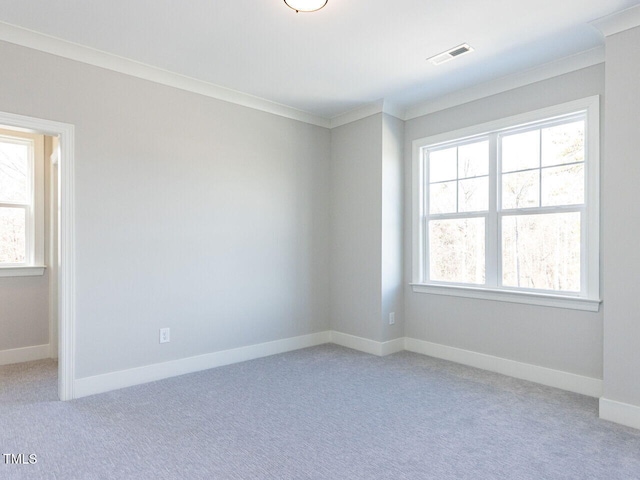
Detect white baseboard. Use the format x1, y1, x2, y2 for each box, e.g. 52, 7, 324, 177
74, 331, 331, 399
0, 344, 51, 366
599, 398, 640, 430
404, 338, 603, 398
330, 331, 405, 357
71, 330, 602, 402
381, 337, 406, 356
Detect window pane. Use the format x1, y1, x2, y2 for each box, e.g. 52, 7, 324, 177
458, 141, 489, 178
429, 147, 457, 183
502, 170, 540, 209
430, 181, 456, 214
429, 218, 485, 284
502, 212, 580, 292
501, 130, 540, 173
0, 141, 28, 203
459, 177, 488, 213
541, 164, 584, 207
0, 207, 26, 264
541, 121, 584, 167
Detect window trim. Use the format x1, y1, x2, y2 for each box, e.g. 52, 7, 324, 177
0, 265, 46, 277
411, 96, 601, 311
0, 129, 45, 276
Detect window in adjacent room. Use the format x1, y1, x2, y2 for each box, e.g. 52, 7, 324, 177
411, 97, 600, 311
0, 128, 45, 276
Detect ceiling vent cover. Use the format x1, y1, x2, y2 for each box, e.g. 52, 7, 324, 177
428, 43, 474, 65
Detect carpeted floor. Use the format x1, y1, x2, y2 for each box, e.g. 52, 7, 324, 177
1, 344, 640, 479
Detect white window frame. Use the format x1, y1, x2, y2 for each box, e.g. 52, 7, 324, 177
0, 129, 45, 277
411, 96, 600, 311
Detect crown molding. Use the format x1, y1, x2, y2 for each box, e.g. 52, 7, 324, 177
330, 99, 404, 128
0, 21, 331, 129
0, 19, 614, 130
591, 5, 640, 37
380, 101, 406, 123
403, 47, 605, 121
330, 100, 384, 128
326, 47, 605, 125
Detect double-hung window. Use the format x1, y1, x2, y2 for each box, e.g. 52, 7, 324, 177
411, 97, 600, 311
0, 129, 45, 276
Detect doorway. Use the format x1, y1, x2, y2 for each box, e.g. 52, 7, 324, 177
0, 111, 75, 400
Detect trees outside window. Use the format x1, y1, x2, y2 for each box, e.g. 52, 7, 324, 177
412, 97, 600, 310
0, 130, 44, 267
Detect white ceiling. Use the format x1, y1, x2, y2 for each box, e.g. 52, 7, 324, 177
0, 0, 637, 120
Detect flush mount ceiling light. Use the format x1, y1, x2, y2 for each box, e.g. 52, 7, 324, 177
284, 0, 328, 13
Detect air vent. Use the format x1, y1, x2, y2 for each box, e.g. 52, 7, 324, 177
427, 43, 474, 66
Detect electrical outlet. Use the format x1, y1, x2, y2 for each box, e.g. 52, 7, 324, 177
159, 328, 170, 344
389, 312, 395, 325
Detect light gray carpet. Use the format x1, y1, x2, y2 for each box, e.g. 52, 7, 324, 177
1, 345, 640, 479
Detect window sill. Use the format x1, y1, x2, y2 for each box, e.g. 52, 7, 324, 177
410, 283, 601, 312
0, 266, 46, 277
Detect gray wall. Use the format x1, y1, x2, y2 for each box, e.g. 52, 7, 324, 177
0, 34, 613, 387
0, 40, 330, 378
403, 64, 605, 379
329, 113, 405, 343
0, 134, 53, 355
330, 114, 383, 340
0, 274, 49, 351
381, 114, 404, 342
602, 25, 640, 404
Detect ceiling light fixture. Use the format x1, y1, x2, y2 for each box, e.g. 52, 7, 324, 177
284, 0, 328, 13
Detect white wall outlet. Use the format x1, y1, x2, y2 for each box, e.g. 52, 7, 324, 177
389, 312, 395, 325
159, 328, 170, 344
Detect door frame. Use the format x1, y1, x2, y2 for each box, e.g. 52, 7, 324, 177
0, 110, 75, 400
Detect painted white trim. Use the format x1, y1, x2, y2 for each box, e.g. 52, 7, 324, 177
330, 100, 385, 129
404, 48, 605, 120
410, 96, 601, 309
327, 56, 606, 129
330, 332, 601, 397
405, 338, 602, 398
411, 96, 601, 161
0, 266, 45, 277
591, 5, 640, 37
0, 129, 44, 268
330, 100, 405, 129
330, 331, 404, 356
0, 344, 50, 366
380, 337, 406, 356
0, 20, 608, 129
599, 397, 640, 430
58, 121, 75, 401
410, 284, 601, 312
0, 21, 330, 129
74, 331, 331, 398
0, 110, 76, 401
48, 145, 59, 360
68, 330, 601, 400
380, 103, 406, 124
